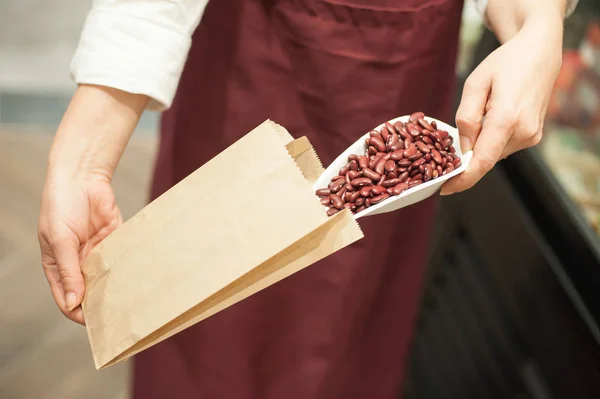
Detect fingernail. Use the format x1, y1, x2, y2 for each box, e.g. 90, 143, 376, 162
66, 292, 77, 311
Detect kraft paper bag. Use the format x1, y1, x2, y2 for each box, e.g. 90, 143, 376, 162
81, 120, 364, 369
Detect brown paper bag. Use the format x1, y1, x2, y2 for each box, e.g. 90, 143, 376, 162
81, 120, 364, 369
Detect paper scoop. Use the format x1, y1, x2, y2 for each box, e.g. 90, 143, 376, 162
313, 115, 473, 219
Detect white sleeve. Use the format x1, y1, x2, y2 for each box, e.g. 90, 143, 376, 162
473, 0, 579, 23
70, 0, 209, 111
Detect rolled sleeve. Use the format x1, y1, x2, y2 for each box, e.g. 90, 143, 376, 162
473, 0, 580, 22
71, 2, 208, 111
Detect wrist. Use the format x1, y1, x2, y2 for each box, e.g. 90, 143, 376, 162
47, 84, 148, 182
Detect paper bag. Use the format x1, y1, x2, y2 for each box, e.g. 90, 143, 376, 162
81, 120, 364, 369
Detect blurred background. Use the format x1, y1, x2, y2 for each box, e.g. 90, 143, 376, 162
1, 0, 600, 398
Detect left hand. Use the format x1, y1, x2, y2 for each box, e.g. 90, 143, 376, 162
441, 16, 564, 195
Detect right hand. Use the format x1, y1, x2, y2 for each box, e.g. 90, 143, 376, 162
37, 84, 148, 325
38, 174, 122, 325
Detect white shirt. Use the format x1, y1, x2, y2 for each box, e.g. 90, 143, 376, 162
70, 0, 579, 112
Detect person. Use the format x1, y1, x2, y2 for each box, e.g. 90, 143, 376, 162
38, 0, 577, 397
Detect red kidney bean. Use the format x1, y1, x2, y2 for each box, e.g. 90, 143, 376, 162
398, 159, 412, 168
330, 178, 345, 193
430, 131, 441, 142
416, 141, 430, 153
330, 194, 344, 209
356, 205, 366, 213
371, 193, 390, 204
380, 126, 389, 142
348, 154, 358, 162
365, 198, 372, 208
360, 186, 372, 197
371, 136, 386, 152
337, 187, 347, 201
431, 149, 443, 164
355, 197, 365, 206
424, 164, 433, 181
432, 169, 439, 178
425, 153, 432, 162
327, 207, 340, 216
320, 197, 330, 205
453, 158, 462, 168
436, 165, 443, 175
343, 202, 355, 210
410, 168, 421, 177
434, 142, 442, 151
422, 136, 433, 145
441, 138, 452, 149
431, 120, 437, 129
387, 171, 398, 179
407, 123, 421, 138
387, 131, 399, 147
345, 183, 354, 191
411, 158, 427, 169
408, 152, 423, 161
418, 118, 434, 131
363, 168, 381, 181
316, 188, 330, 196
398, 171, 409, 183
378, 175, 386, 186
369, 130, 383, 139
375, 158, 386, 175
438, 130, 449, 140
371, 185, 387, 196
404, 143, 417, 158
446, 163, 455, 173
398, 167, 408, 172
399, 128, 411, 140
340, 164, 350, 175
381, 153, 392, 161
382, 178, 402, 188
391, 182, 409, 196
449, 145, 456, 154
419, 164, 426, 174
409, 111, 425, 123
390, 150, 404, 161
349, 160, 359, 171
393, 121, 404, 131
389, 142, 405, 152
384, 160, 397, 173
351, 177, 372, 188
358, 156, 368, 170
368, 156, 380, 170
385, 121, 396, 135
368, 145, 378, 155
349, 170, 362, 180
442, 157, 447, 169
404, 137, 413, 147
349, 191, 361, 202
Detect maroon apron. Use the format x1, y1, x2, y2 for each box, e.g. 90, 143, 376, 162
134, 0, 463, 397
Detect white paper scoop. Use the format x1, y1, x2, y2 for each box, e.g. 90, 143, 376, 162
313, 115, 473, 219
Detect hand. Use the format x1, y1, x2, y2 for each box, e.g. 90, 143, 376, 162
441, 15, 564, 195
37, 84, 147, 325
38, 175, 122, 325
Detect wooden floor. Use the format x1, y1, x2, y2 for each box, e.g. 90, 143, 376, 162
0, 128, 157, 399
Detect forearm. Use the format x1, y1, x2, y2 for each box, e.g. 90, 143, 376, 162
48, 85, 148, 181
486, 0, 567, 43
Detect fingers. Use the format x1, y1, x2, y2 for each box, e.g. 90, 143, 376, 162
455, 68, 491, 153
441, 110, 512, 195
40, 230, 86, 325
53, 234, 86, 312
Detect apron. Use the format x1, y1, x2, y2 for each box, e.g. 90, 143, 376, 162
134, 0, 463, 397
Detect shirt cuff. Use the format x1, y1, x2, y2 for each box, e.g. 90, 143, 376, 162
70, 8, 192, 111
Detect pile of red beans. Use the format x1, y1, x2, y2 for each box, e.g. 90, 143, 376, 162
316, 112, 462, 216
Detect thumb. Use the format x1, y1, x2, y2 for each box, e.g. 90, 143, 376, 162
53, 234, 85, 312
456, 68, 491, 153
